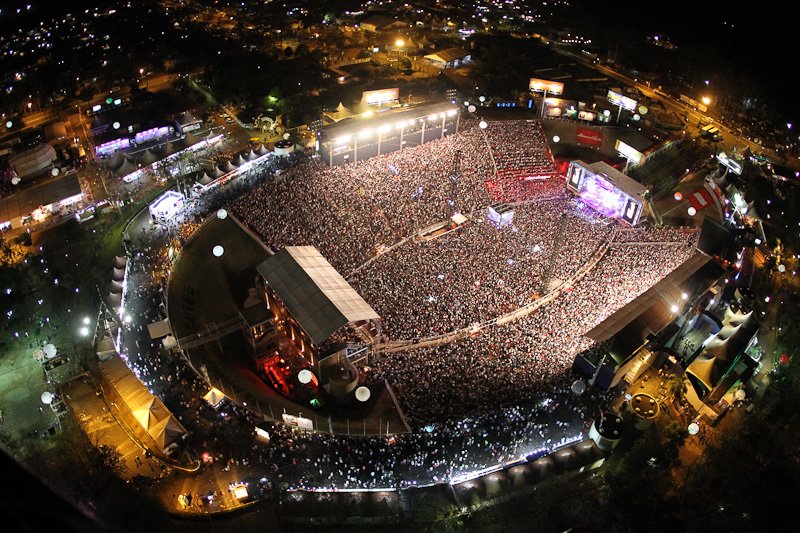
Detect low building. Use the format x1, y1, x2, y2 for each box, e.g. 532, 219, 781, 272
0, 172, 83, 230
8, 143, 57, 180
360, 14, 405, 32
424, 47, 471, 69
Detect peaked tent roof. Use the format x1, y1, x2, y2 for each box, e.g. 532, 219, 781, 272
424, 47, 470, 64
257, 246, 380, 345
99, 356, 187, 452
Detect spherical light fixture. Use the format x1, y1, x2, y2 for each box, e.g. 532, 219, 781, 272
355, 386, 371, 402
687, 207, 697, 216
298, 369, 313, 384
212, 245, 224, 257
552, 135, 560, 143
217, 208, 228, 220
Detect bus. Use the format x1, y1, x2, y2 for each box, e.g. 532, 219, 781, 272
700, 124, 722, 141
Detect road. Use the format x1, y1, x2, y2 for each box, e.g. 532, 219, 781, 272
552, 45, 777, 158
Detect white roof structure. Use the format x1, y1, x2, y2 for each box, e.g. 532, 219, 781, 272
8, 143, 57, 179
147, 319, 171, 339
203, 387, 226, 407
584, 161, 648, 203
257, 246, 380, 345
99, 356, 187, 452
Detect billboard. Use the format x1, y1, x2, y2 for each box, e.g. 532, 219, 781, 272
607, 90, 637, 111
615, 139, 644, 165
529, 78, 564, 95
576, 127, 602, 147
361, 87, 399, 105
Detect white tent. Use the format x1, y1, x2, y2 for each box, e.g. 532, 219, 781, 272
203, 387, 226, 407
147, 319, 171, 340
256, 144, 269, 156
99, 356, 187, 453
198, 173, 212, 186
114, 256, 128, 269
246, 149, 259, 161
111, 267, 125, 282
234, 154, 247, 167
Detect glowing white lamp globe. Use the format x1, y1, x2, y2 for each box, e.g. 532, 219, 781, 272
212, 245, 224, 257
552, 135, 560, 143
674, 191, 683, 201
298, 369, 313, 384
5, 121, 12, 128
355, 386, 371, 402
778, 264, 786, 273
687, 207, 697, 216
603, 109, 611, 117
468, 105, 477, 113
11, 177, 20, 185
217, 208, 228, 220
112, 121, 121, 129
41, 392, 54, 405
43, 343, 57, 359
633, 113, 641, 121
479, 120, 488, 129
688, 422, 700, 435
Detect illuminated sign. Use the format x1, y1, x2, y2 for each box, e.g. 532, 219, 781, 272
576, 127, 602, 147
615, 139, 644, 165
716, 152, 743, 175
282, 413, 314, 431
361, 88, 399, 105
607, 90, 637, 111
529, 78, 564, 95
577, 111, 596, 121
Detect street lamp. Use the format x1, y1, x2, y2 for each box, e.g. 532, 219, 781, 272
701, 96, 711, 106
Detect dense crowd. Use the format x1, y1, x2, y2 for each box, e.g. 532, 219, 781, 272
350, 198, 611, 339
370, 236, 698, 424
104, 118, 713, 493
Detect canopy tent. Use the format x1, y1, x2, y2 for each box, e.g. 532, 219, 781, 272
686, 355, 718, 391
162, 335, 177, 350
108, 280, 124, 294
107, 291, 122, 308
106, 152, 127, 170
234, 154, 248, 167
256, 144, 269, 156
147, 319, 171, 340
99, 356, 187, 453
246, 149, 259, 161
208, 166, 224, 179
324, 102, 356, 123
221, 160, 238, 173
716, 323, 740, 341
111, 267, 125, 282
114, 255, 128, 269
198, 173, 213, 186
114, 158, 138, 178
138, 149, 159, 166
202, 387, 226, 407
257, 246, 380, 346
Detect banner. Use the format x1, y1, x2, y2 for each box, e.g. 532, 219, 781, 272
529, 78, 564, 95
282, 413, 314, 431
576, 128, 602, 147
361, 88, 399, 105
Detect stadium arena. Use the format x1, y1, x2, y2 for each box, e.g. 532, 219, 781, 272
226, 108, 699, 428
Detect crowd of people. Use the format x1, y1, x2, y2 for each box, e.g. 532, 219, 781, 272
107, 117, 708, 492
370, 234, 698, 424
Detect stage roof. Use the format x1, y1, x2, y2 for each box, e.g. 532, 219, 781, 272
320, 101, 458, 141
585, 251, 715, 344
583, 161, 648, 202
257, 246, 379, 345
